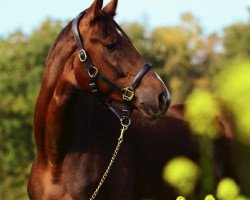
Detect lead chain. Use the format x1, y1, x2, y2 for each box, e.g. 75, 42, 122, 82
90, 125, 129, 200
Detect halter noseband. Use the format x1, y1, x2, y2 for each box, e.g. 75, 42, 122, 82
72, 11, 152, 126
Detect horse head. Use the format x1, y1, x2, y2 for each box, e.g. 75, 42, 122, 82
72, 0, 171, 120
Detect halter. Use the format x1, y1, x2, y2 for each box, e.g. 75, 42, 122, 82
72, 11, 152, 126
72, 11, 153, 199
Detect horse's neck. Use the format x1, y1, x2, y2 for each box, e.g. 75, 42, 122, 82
34, 76, 76, 160
33, 23, 95, 164
34, 21, 121, 165
34, 75, 102, 161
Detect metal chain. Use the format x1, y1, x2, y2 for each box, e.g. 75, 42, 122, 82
90, 125, 129, 200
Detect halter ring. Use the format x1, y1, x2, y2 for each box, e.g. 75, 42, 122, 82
88, 66, 98, 78
120, 117, 131, 127
78, 49, 87, 62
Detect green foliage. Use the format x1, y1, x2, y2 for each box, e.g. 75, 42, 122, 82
236, 196, 250, 200
223, 22, 250, 58
121, 22, 149, 57
215, 59, 250, 145
123, 13, 213, 103
0, 18, 63, 199
163, 157, 200, 195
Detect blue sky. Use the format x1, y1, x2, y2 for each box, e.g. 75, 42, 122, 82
1, 0, 249, 36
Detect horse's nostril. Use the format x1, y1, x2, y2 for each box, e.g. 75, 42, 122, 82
158, 93, 167, 111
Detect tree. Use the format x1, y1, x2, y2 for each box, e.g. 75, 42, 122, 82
0, 18, 63, 199
121, 22, 154, 63
223, 21, 250, 58
149, 13, 207, 102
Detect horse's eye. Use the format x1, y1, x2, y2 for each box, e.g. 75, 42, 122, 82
105, 42, 117, 51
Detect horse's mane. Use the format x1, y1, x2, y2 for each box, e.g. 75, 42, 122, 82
46, 20, 74, 63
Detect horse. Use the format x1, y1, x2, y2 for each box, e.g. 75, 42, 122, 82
27, 0, 171, 199
28, 89, 237, 199
28, 0, 238, 199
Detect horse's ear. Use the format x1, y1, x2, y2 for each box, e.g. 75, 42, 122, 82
86, 0, 103, 20
102, 0, 118, 17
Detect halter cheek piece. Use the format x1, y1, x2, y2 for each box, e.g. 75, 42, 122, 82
72, 11, 152, 126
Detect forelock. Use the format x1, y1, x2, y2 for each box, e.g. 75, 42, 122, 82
90, 13, 120, 39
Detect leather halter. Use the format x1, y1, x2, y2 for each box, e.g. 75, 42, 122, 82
72, 11, 152, 125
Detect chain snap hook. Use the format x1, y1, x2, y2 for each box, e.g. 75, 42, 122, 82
90, 121, 130, 200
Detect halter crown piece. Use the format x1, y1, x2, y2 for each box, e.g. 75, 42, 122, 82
72, 10, 153, 126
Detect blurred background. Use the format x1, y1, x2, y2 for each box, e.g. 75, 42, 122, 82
0, 0, 250, 199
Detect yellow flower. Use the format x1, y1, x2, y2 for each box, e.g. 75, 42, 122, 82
176, 196, 186, 200
205, 194, 216, 200
215, 59, 250, 145
163, 157, 200, 195
185, 90, 220, 139
216, 178, 240, 200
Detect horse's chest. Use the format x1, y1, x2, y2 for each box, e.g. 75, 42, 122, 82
40, 161, 101, 200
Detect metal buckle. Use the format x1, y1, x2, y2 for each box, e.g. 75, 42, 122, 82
88, 66, 98, 78
78, 49, 87, 62
89, 82, 98, 93
121, 87, 135, 101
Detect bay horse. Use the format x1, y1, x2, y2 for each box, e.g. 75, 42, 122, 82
28, 0, 171, 199
28, 0, 237, 199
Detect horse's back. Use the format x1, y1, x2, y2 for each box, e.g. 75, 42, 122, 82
131, 103, 236, 199
130, 104, 199, 199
